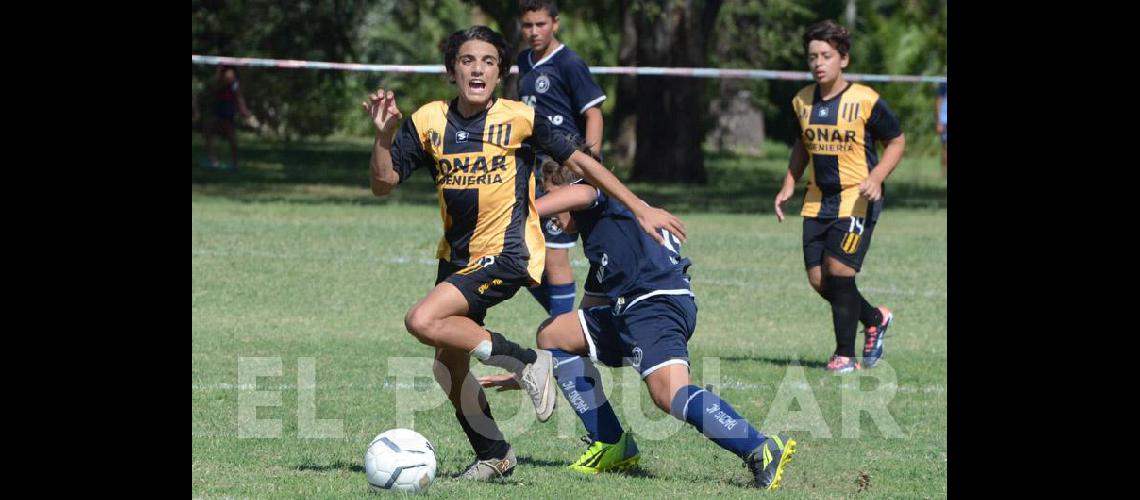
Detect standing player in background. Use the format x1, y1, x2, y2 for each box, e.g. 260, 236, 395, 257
516, 0, 607, 317
774, 20, 906, 373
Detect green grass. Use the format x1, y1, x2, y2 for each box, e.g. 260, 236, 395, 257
192, 134, 946, 498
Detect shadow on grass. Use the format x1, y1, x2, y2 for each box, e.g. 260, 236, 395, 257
293, 460, 364, 473
717, 355, 828, 369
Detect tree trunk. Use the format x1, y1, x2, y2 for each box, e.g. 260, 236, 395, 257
630, 0, 721, 184
610, 0, 639, 168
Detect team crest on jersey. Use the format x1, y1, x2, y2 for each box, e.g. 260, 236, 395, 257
536, 74, 551, 94
819, 107, 829, 117
456, 130, 469, 143
428, 129, 441, 149
544, 217, 564, 235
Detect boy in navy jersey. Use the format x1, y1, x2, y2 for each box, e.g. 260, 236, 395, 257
481, 144, 797, 490
516, 0, 607, 317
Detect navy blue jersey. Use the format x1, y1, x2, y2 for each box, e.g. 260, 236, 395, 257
570, 184, 692, 307
517, 44, 606, 155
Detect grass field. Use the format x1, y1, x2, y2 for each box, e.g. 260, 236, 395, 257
192, 134, 947, 498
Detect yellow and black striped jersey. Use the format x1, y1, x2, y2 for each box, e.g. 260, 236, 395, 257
390, 98, 548, 284
792, 82, 902, 221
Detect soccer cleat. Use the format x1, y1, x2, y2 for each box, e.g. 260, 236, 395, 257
459, 447, 516, 480
862, 306, 893, 368
569, 432, 640, 474
745, 433, 797, 490
517, 349, 557, 422
825, 354, 861, 374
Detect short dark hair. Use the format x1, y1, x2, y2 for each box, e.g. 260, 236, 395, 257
518, 0, 558, 18
802, 20, 851, 57
440, 26, 511, 76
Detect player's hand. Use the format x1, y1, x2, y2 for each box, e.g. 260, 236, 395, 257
477, 373, 521, 392
859, 177, 884, 202
637, 206, 686, 245
775, 185, 795, 223
361, 88, 403, 137
936, 122, 945, 134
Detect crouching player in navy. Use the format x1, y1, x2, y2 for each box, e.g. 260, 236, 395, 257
480, 144, 797, 490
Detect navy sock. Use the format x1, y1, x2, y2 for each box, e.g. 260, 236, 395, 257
527, 279, 552, 314
670, 384, 767, 459
547, 282, 577, 316
550, 348, 623, 443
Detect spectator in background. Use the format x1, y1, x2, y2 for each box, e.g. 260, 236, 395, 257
936, 81, 947, 177
201, 65, 251, 169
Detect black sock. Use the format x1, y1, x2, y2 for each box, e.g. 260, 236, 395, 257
489, 331, 538, 365
825, 275, 861, 358
455, 400, 510, 460
859, 297, 882, 328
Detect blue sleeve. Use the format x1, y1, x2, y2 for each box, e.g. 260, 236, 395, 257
937, 82, 947, 97
516, 51, 530, 77
533, 119, 577, 164
867, 98, 902, 142
390, 117, 432, 182
562, 56, 606, 114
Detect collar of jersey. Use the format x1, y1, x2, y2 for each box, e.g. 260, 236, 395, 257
528, 43, 566, 68
447, 97, 497, 125
814, 81, 854, 103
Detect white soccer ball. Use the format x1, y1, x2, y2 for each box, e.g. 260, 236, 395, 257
364, 428, 437, 494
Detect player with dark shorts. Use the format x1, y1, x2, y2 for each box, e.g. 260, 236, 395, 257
517, 0, 607, 316
480, 146, 797, 490
775, 20, 907, 373
201, 65, 251, 169
363, 25, 685, 481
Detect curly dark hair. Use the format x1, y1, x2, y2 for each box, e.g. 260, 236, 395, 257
440, 26, 511, 77
802, 20, 851, 57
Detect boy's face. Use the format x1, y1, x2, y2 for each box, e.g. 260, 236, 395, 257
451, 40, 501, 108
806, 40, 849, 86
521, 9, 559, 54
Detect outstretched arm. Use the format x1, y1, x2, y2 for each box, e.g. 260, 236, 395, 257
361, 88, 404, 196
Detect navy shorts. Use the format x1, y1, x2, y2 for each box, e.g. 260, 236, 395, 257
803, 216, 877, 272
578, 293, 697, 379
214, 101, 237, 123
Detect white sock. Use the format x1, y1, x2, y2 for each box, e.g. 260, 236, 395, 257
469, 340, 492, 362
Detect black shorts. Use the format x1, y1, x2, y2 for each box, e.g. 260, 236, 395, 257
214, 101, 237, 123
436, 256, 529, 325
803, 216, 877, 272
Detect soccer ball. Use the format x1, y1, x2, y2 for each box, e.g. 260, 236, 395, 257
364, 428, 437, 493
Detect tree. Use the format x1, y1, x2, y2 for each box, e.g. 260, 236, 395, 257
629, 0, 722, 184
